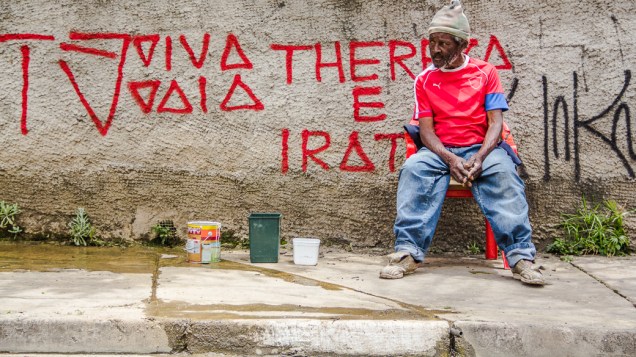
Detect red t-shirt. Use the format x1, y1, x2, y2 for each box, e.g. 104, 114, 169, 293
411, 55, 509, 147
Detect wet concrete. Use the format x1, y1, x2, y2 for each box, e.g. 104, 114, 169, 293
1, 242, 635, 356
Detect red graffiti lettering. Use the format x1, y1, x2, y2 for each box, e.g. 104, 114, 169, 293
133, 34, 159, 67
315, 41, 345, 83
59, 32, 131, 136
0, 33, 55, 135
221, 33, 253, 70
340, 131, 375, 172
60, 42, 118, 58
165, 36, 172, 71
302, 130, 330, 171
284, 130, 404, 173
352, 86, 386, 122
128, 80, 161, 113
199, 76, 208, 113
220, 74, 264, 111
389, 40, 416, 80
0, 34, 55, 42
157, 80, 193, 114
484, 35, 512, 70
281, 128, 290, 174
374, 133, 404, 172
179, 33, 210, 69
349, 41, 383, 82
20, 46, 30, 135
270, 44, 313, 84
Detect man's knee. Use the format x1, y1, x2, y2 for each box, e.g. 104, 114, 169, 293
482, 147, 517, 175
402, 149, 445, 174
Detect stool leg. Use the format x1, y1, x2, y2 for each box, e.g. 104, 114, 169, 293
484, 218, 497, 260
502, 252, 510, 270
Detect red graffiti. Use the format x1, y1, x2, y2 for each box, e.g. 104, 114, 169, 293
199, 76, 208, 113
60, 42, 118, 58
1, 31, 512, 144
165, 36, 172, 71
59, 32, 131, 136
20, 46, 30, 135
284, 129, 405, 173
270, 44, 313, 84
389, 40, 417, 80
349, 41, 383, 82
128, 80, 161, 114
220, 74, 264, 111
340, 131, 375, 172
179, 33, 210, 69
221, 34, 253, 70
157, 80, 193, 114
352, 86, 386, 122
281, 128, 290, 174
315, 41, 345, 83
484, 35, 512, 70
133, 34, 159, 67
302, 130, 331, 171
0, 34, 55, 41
0, 33, 55, 135
374, 133, 404, 172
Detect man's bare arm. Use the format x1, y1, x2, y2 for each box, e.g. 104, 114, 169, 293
465, 109, 504, 181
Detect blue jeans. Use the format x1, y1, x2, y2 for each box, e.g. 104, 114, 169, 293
393, 144, 535, 268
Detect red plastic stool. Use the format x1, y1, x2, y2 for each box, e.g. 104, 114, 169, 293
405, 133, 510, 270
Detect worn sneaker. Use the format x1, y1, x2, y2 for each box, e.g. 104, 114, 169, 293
512, 260, 545, 285
379, 251, 419, 279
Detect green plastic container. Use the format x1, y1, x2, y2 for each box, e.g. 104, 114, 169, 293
249, 213, 282, 263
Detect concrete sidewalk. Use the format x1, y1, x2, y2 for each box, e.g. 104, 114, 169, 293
0, 244, 635, 356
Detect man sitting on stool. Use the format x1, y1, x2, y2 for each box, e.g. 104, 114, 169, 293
380, 0, 544, 285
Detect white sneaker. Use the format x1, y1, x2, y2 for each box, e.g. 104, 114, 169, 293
379, 251, 419, 279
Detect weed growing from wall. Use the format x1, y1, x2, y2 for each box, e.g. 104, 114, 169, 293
0, 201, 22, 238
68, 208, 102, 246
547, 198, 632, 257
150, 220, 181, 247
466, 241, 482, 255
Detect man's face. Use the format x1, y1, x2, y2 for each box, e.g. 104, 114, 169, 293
429, 32, 462, 68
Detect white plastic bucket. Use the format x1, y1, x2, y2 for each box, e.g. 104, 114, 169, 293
293, 238, 320, 265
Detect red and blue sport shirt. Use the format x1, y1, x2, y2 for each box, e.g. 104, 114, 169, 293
412, 55, 509, 147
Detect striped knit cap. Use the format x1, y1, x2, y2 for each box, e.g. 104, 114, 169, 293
428, 0, 471, 40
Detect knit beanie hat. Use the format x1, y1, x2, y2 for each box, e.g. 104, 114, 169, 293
428, 0, 471, 40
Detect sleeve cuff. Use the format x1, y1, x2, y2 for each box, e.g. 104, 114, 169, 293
485, 93, 509, 112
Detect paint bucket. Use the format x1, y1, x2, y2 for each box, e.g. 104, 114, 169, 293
249, 213, 282, 263
186, 221, 221, 263
292, 238, 320, 266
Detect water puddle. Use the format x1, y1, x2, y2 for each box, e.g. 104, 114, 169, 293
0, 241, 170, 273
0, 242, 340, 292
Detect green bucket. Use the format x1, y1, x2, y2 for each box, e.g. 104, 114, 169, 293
249, 213, 282, 263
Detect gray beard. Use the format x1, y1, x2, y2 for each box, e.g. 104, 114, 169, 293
441, 52, 464, 70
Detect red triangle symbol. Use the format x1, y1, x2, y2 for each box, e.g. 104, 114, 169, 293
484, 35, 512, 70
157, 80, 193, 114
133, 35, 159, 67
220, 74, 264, 111
340, 131, 375, 172
221, 33, 253, 71
128, 80, 161, 113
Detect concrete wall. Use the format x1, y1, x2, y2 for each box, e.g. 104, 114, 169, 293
0, 0, 634, 251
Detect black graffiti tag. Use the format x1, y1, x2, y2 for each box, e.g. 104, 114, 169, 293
543, 70, 633, 181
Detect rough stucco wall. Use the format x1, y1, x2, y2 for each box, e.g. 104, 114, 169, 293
0, 0, 634, 251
